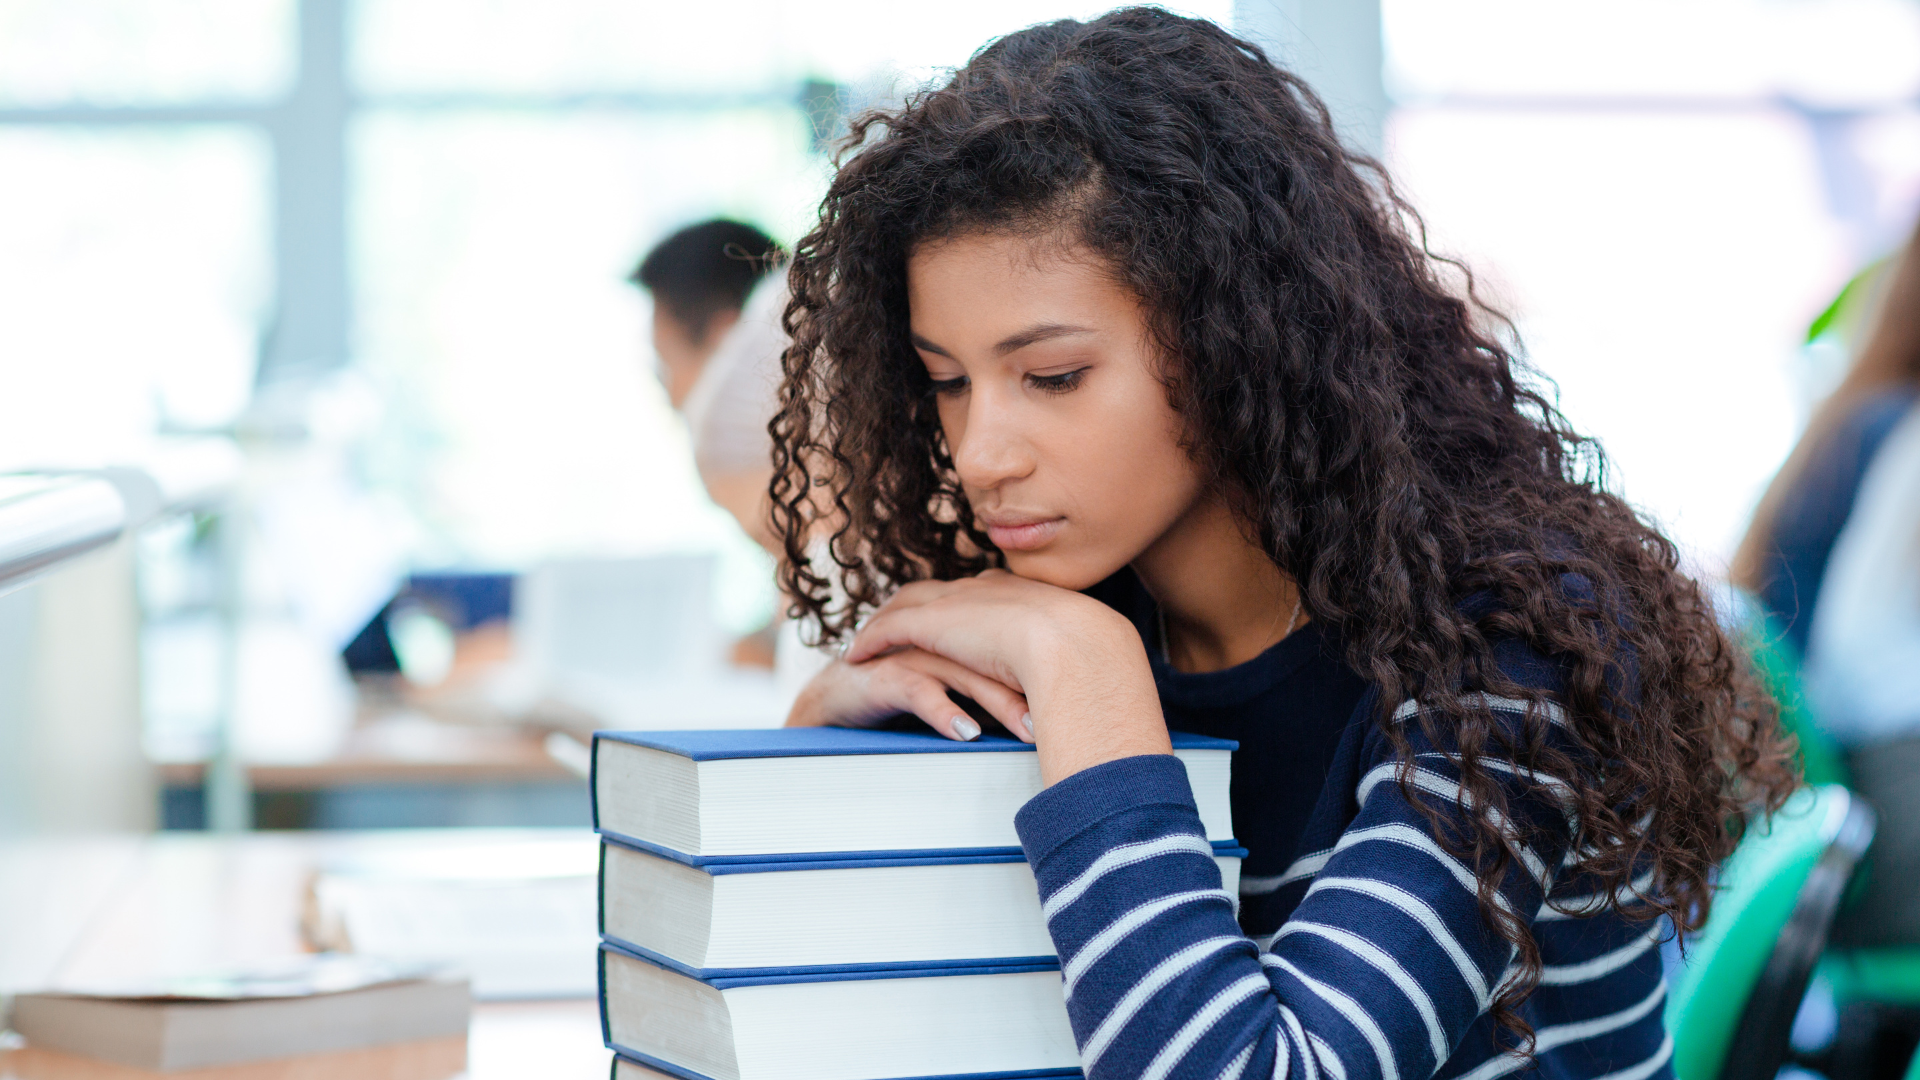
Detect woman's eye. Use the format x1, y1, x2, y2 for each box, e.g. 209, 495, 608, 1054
928, 375, 969, 396
1027, 368, 1087, 394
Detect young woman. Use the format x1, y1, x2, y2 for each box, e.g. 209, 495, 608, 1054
773, 11, 1796, 1080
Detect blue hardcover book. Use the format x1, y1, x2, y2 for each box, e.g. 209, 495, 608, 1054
598, 834, 1247, 980
599, 942, 1083, 1080
611, 1052, 1080, 1080
591, 728, 1236, 862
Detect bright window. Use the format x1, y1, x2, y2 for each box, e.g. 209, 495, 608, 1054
1382, 0, 1920, 569
0, 0, 294, 106
0, 127, 272, 467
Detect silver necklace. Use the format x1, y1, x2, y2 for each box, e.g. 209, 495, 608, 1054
1158, 594, 1303, 665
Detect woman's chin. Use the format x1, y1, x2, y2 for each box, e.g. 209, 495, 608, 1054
1001, 549, 1121, 593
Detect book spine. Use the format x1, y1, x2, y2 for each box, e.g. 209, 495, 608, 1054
597, 839, 608, 939
588, 733, 603, 832
597, 945, 612, 1051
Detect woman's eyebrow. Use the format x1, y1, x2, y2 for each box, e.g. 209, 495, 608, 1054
994, 323, 1095, 356
910, 323, 1096, 358
909, 331, 953, 357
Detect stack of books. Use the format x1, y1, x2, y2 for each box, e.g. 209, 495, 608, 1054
589, 727, 1241, 1080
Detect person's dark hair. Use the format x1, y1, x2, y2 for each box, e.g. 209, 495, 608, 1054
769, 7, 1796, 1049
632, 219, 784, 336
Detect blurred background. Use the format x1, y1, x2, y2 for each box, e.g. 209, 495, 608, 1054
3, 0, 1915, 836
0, 0, 1918, 1072
0, 0, 1244, 839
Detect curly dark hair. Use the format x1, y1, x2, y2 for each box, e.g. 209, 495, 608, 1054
769, 6, 1797, 1047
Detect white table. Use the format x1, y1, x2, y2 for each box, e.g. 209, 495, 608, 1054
0, 831, 609, 1079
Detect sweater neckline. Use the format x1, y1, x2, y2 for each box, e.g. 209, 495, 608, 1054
1147, 613, 1333, 710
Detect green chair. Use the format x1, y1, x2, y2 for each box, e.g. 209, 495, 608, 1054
1731, 607, 1920, 1012
1667, 784, 1877, 1080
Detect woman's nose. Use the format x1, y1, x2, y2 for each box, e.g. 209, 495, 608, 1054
952, 389, 1036, 492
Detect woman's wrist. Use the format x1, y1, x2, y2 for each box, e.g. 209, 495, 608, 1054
1015, 592, 1139, 679
1024, 603, 1170, 785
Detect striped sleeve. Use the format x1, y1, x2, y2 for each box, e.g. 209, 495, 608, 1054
1013, 723, 1575, 1080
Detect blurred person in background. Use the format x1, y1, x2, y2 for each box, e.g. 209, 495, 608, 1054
1736, 218, 1920, 656
632, 219, 789, 557
344, 221, 795, 681
632, 219, 788, 669
632, 220, 836, 689
1736, 217, 1920, 946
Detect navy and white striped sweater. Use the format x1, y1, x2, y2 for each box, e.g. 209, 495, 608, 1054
1013, 619, 1671, 1080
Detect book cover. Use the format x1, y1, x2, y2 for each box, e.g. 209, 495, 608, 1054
598, 943, 1083, 1080
595, 833, 1247, 979
590, 728, 1238, 860
592, 727, 1233, 762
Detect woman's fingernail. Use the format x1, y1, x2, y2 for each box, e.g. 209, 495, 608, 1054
1020, 712, 1034, 736
951, 716, 981, 741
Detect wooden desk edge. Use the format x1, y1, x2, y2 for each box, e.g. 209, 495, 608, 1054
156, 760, 577, 790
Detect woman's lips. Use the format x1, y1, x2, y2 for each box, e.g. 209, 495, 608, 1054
984, 517, 1064, 551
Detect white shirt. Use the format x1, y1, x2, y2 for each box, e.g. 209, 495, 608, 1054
1805, 404, 1920, 746
679, 279, 789, 487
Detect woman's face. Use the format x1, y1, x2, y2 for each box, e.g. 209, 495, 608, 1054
907, 232, 1207, 590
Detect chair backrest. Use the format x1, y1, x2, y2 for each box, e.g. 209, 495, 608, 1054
1667, 785, 1876, 1080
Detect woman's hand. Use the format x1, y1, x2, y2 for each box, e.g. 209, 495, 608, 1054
787, 645, 1033, 743
840, 570, 1170, 784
